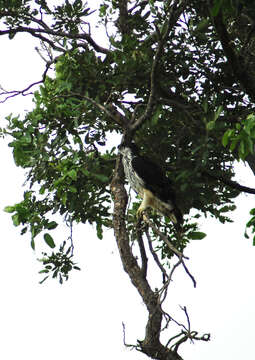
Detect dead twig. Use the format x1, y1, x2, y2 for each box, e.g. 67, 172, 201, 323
142, 213, 196, 289
165, 306, 210, 351
145, 227, 168, 283
0, 60, 53, 103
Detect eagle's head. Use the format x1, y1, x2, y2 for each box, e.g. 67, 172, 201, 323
118, 141, 139, 158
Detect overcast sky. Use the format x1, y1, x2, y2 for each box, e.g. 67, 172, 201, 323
1, 16, 255, 360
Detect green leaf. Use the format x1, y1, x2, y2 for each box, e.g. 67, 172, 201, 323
96, 222, 103, 240
151, 106, 161, 125
187, 231, 207, 240
47, 221, 58, 230
206, 121, 215, 131
93, 174, 109, 182
220, 205, 236, 213
39, 186, 46, 195
246, 216, 255, 228
68, 169, 77, 180
61, 192, 67, 205
222, 129, 231, 147
20, 133, 32, 144
69, 185, 77, 193
194, 18, 210, 33
8, 31, 16, 39
44, 233, 56, 248
73, 266, 81, 271
39, 269, 50, 274
12, 213, 20, 226
31, 238, 35, 250
4, 206, 15, 213
213, 105, 223, 121
230, 138, 239, 152
81, 168, 90, 176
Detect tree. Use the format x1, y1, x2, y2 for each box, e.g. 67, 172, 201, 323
1, 0, 255, 359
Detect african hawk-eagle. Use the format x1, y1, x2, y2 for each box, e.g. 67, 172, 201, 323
119, 142, 183, 229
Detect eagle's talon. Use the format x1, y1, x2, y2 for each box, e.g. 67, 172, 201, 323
136, 208, 144, 218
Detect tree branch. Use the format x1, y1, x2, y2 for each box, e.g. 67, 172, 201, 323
145, 227, 168, 283
136, 220, 148, 279
110, 154, 183, 360
0, 26, 110, 54
0, 60, 52, 103
213, 11, 255, 101
116, 0, 131, 36
203, 169, 255, 195
129, 25, 165, 133
142, 214, 196, 288
55, 93, 128, 128
129, 0, 189, 134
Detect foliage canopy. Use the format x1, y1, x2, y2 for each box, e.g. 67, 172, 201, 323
1, 0, 255, 359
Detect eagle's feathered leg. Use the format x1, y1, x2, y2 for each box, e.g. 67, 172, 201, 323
137, 189, 154, 218
137, 189, 179, 227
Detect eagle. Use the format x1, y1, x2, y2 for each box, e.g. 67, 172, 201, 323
119, 142, 183, 229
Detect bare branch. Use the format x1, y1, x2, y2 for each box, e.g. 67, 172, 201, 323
142, 214, 187, 259
165, 307, 210, 351
0, 26, 110, 54
181, 262, 196, 288
122, 322, 138, 350
0, 60, 52, 103
142, 213, 196, 288
136, 220, 148, 279
203, 169, 255, 195
145, 227, 168, 283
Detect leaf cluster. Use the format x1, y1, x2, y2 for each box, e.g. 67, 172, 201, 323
2, 0, 255, 273
38, 240, 81, 284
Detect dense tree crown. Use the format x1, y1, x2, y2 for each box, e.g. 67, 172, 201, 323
1, 0, 255, 359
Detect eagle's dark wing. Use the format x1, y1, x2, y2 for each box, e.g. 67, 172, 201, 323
131, 155, 176, 203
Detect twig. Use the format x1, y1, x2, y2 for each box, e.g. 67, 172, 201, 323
54, 93, 127, 127
158, 258, 182, 305
145, 227, 168, 283
122, 322, 137, 349
0, 60, 52, 103
142, 214, 187, 259
181, 261, 196, 288
129, 22, 163, 132
136, 220, 148, 279
142, 213, 196, 288
165, 306, 210, 351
